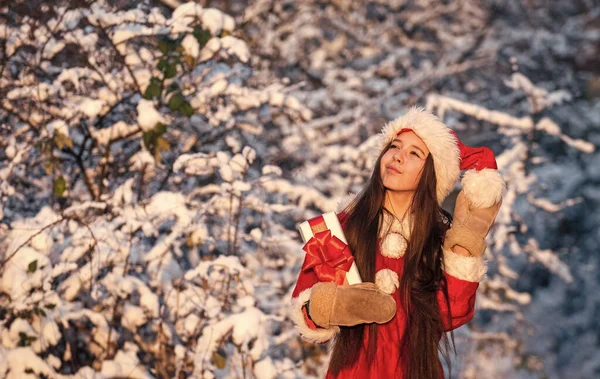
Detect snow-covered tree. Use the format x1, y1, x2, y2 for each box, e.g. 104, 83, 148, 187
0, 1, 313, 377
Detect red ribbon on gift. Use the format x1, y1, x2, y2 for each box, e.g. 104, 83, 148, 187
301, 229, 354, 285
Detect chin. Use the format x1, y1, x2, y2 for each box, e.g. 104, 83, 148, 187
383, 182, 412, 192
386, 188, 414, 193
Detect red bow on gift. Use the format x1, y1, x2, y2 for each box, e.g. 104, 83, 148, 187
301, 230, 354, 285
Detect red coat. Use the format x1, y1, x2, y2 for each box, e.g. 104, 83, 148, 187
290, 212, 485, 378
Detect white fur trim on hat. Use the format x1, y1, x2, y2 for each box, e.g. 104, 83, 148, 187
290, 287, 339, 344
442, 247, 487, 282
461, 168, 506, 209
375, 268, 400, 295
381, 233, 407, 258
375, 106, 461, 204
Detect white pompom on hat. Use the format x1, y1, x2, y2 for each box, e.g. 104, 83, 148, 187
374, 106, 505, 207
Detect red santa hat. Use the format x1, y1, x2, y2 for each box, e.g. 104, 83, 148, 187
375, 106, 505, 208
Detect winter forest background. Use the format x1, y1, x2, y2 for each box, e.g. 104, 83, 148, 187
0, 0, 598, 378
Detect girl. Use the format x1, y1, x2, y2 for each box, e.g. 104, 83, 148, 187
291, 107, 505, 378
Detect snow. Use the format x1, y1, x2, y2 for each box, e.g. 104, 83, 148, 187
137, 99, 166, 132
261, 165, 282, 176
112, 24, 156, 45
46, 120, 70, 138
170, 2, 235, 35
170, 2, 205, 25
101, 343, 153, 379
210, 78, 228, 96
187, 224, 209, 246
199, 36, 251, 63
254, 357, 277, 379
173, 153, 215, 176
524, 239, 574, 283
536, 118, 595, 153
92, 121, 139, 145
0, 346, 58, 379
0, 247, 51, 300
47, 354, 61, 369
121, 304, 148, 331
102, 273, 160, 318
79, 98, 105, 118
201, 9, 235, 35
42, 38, 66, 59
182, 33, 200, 58
527, 194, 583, 213
129, 150, 156, 172
193, 307, 268, 376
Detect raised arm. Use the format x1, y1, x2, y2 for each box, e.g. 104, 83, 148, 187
437, 167, 505, 331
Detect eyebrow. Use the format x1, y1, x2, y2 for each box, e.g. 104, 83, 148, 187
392, 138, 426, 156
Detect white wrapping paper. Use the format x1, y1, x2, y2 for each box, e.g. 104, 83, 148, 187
297, 211, 362, 284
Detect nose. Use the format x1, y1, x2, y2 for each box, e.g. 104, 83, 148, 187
393, 149, 405, 163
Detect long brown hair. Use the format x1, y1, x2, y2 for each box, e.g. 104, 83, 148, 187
329, 141, 455, 378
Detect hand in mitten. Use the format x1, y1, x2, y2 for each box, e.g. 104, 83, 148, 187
307, 281, 396, 328
443, 190, 502, 257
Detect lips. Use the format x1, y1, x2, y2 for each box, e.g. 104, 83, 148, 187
386, 165, 402, 174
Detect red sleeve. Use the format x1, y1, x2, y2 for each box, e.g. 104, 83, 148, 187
301, 304, 318, 329
291, 261, 319, 299
437, 272, 479, 332
289, 211, 349, 342
290, 247, 340, 343
291, 255, 320, 327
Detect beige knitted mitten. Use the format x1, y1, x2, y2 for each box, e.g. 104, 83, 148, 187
308, 282, 396, 328
443, 190, 502, 257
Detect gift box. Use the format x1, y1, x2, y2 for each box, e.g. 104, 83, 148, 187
297, 212, 362, 285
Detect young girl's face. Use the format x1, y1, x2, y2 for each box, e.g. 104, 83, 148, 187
380, 130, 430, 192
